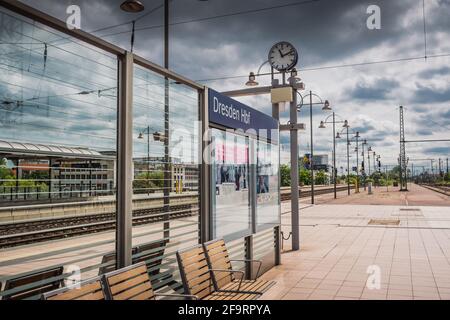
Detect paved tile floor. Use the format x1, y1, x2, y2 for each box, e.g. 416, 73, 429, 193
260, 184, 450, 300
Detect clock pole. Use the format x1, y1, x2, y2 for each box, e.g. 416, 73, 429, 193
289, 74, 300, 251
222, 42, 302, 252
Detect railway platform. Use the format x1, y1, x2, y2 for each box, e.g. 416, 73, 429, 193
260, 184, 450, 300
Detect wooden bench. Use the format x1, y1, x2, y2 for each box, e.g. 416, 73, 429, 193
103, 262, 195, 300
176, 245, 261, 300
98, 240, 166, 278
1, 266, 64, 300
42, 277, 105, 300
98, 248, 138, 275
203, 239, 275, 294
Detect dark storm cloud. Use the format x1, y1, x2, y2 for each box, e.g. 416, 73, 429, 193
416, 128, 434, 136
424, 146, 450, 155
348, 78, 399, 101
418, 66, 450, 79
12, 0, 450, 165
413, 85, 450, 103
18, 0, 437, 80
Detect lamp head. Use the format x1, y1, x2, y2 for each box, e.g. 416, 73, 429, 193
322, 100, 332, 111
319, 121, 326, 129
245, 72, 259, 86
343, 120, 349, 128
120, 0, 145, 12
288, 68, 302, 85
336, 133, 341, 139
290, 68, 298, 77
153, 132, 162, 141
138, 132, 144, 139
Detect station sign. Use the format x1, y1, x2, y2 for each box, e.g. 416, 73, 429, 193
208, 88, 278, 141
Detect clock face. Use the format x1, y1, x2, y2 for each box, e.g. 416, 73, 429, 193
268, 41, 298, 72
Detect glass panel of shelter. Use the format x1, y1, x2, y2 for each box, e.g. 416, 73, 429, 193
0, 6, 118, 299
131, 64, 200, 293
210, 127, 280, 241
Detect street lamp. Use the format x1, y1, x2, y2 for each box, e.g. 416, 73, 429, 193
245, 72, 259, 86
138, 127, 164, 193
318, 112, 347, 199
297, 92, 331, 204
348, 131, 361, 192
336, 120, 352, 195
120, 0, 145, 12
361, 139, 367, 190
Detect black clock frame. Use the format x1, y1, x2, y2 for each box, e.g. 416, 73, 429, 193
268, 41, 298, 72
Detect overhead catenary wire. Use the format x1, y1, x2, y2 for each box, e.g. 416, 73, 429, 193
96, 0, 321, 38
195, 53, 450, 82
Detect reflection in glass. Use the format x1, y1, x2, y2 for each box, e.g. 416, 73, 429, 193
256, 140, 280, 230
0, 7, 118, 298
131, 65, 200, 292
211, 129, 251, 239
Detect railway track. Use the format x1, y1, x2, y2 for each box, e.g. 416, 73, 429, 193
419, 184, 450, 196
0, 186, 349, 248
0, 204, 198, 248
280, 185, 354, 201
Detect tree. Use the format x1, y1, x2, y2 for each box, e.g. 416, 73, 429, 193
315, 170, 328, 185
299, 168, 310, 186
280, 165, 291, 187
133, 171, 164, 193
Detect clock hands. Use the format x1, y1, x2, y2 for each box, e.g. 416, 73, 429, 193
280, 49, 294, 58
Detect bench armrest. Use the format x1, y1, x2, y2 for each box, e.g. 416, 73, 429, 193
229, 259, 263, 279
208, 269, 244, 292
154, 293, 198, 300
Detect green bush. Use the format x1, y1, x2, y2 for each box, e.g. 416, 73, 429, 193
315, 170, 329, 185
280, 165, 291, 187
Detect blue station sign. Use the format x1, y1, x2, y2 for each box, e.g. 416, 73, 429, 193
208, 88, 278, 140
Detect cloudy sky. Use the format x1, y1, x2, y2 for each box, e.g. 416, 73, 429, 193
16, 0, 450, 171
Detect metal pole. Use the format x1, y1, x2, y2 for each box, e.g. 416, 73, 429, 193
290, 86, 300, 251
163, 0, 170, 240
356, 134, 359, 192
368, 151, 371, 176
346, 126, 350, 195
147, 126, 150, 174
116, 52, 134, 268
272, 68, 282, 261
373, 153, 376, 176
89, 160, 92, 197
362, 142, 366, 191
199, 90, 210, 243
15, 159, 19, 200
48, 159, 52, 199
309, 91, 314, 204
332, 112, 337, 199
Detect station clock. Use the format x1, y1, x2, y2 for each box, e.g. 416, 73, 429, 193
268, 41, 298, 72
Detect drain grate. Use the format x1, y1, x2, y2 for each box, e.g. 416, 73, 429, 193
393, 208, 423, 217
368, 219, 400, 226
